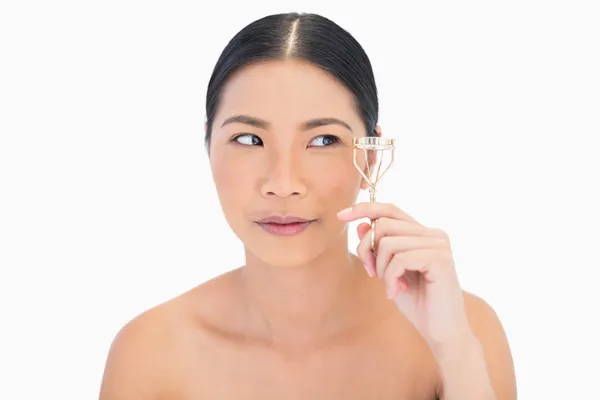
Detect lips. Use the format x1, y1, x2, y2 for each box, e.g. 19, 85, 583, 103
255, 215, 316, 236
257, 215, 313, 224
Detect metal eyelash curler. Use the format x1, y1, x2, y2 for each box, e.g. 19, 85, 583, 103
352, 136, 395, 250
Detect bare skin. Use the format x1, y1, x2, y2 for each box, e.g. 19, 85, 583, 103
99, 261, 511, 399
101, 259, 447, 399
99, 59, 516, 399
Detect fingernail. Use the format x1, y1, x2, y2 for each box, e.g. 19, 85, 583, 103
337, 207, 352, 217
364, 264, 373, 277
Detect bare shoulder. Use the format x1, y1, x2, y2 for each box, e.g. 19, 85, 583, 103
462, 290, 513, 350
99, 299, 180, 399
462, 290, 518, 399
99, 269, 242, 400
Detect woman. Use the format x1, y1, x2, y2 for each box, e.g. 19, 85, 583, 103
99, 12, 516, 399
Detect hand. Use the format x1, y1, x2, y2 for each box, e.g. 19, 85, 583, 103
337, 202, 474, 354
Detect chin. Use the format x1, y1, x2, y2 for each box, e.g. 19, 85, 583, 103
240, 227, 326, 268
249, 239, 321, 268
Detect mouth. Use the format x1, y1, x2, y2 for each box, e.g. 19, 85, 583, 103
255, 215, 317, 236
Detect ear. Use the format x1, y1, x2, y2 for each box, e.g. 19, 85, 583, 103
359, 125, 383, 190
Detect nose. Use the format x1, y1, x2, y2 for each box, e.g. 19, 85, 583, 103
260, 151, 307, 198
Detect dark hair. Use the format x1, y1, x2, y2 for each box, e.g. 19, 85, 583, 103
204, 12, 379, 149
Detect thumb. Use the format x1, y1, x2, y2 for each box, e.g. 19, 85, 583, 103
356, 222, 371, 240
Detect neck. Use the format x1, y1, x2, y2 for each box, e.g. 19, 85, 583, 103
239, 238, 371, 349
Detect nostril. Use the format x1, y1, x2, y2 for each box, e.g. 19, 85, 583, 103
265, 191, 302, 197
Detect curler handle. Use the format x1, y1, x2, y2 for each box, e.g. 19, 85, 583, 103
370, 218, 376, 250
369, 186, 377, 250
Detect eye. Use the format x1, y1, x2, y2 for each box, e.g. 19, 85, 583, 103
232, 133, 263, 146
308, 135, 340, 148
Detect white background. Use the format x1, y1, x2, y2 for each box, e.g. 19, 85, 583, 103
1, 1, 599, 399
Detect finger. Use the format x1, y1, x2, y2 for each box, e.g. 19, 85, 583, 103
372, 217, 444, 243
387, 276, 409, 300
375, 236, 447, 278
356, 227, 376, 277
383, 258, 410, 298
398, 275, 409, 291
356, 223, 376, 277
356, 222, 370, 240
337, 202, 419, 224
383, 249, 445, 283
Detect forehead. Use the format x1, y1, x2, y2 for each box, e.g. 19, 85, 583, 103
215, 59, 361, 127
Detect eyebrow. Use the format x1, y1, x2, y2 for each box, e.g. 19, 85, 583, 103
221, 114, 353, 133
221, 115, 269, 129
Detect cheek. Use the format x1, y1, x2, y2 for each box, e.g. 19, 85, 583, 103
211, 157, 253, 205
308, 155, 361, 202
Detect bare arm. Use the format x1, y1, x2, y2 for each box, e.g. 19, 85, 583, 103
436, 292, 517, 400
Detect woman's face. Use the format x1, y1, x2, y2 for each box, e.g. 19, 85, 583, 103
209, 59, 375, 267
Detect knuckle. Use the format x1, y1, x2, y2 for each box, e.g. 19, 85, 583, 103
442, 250, 454, 263
378, 236, 394, 250
433, 228, 449, 240
389, 251, 403, 266
386, 253, 405, 277
377, 238, 395, 262
374, 217, 390, 236
385, 203, 400, 214
356, 240, 368, 256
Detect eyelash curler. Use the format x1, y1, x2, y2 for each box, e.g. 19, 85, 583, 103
352, 136, 395, 250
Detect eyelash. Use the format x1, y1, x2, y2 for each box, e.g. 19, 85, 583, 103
230, 134, 341, 148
